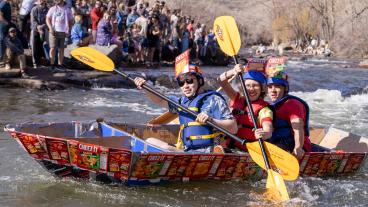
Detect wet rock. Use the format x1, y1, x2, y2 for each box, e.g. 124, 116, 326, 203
153, 75, 177, 88
0, 68, 21, 78
0, 77, 67, 90
358, 59, 368, 68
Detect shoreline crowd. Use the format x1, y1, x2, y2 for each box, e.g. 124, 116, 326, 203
0, 0, 221, 77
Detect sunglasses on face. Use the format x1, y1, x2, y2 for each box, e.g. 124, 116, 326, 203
178, 78, 195, 87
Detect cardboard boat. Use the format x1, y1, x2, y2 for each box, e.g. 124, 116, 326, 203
4, 121, 367, 185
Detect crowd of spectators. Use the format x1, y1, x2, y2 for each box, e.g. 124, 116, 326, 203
0, 0, 221, 77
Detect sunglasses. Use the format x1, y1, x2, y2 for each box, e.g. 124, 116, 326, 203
178, 78, 195, 87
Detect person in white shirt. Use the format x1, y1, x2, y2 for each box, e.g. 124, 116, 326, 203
46, 0, 73, 68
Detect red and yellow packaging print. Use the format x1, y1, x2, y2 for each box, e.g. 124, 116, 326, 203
45, 138, 69, 164
166, 155, 192, 179
76, 142, 102, 171
343, 153, 366, 174
17, 133, 47, 158
215, 155, 240, 179
174, 50, 189, 77
302, 153, 324, 176
108, 149, 132, 180
191, 155, 218, 178
184, 155, 199, 177
131, 154, 170, 179
68, 140, 79, 165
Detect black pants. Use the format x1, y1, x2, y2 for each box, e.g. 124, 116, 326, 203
30, 30, 46, 65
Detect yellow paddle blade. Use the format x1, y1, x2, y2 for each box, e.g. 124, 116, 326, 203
247, 141, 299, 181
265, 169, 290, 202
70, 47, 115, 71
148, 111, 179, 125
213, 16, 241, 56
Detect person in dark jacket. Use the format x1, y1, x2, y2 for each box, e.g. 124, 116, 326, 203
4, 27, 27, 76
30, 0, 49, 68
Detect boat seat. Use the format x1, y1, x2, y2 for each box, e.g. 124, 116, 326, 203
145, 137, 182, 152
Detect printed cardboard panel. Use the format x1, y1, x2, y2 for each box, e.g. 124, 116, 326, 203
16, 133, 48, 159
68, 140, 79, 166
239, 155, 264, 179
301, 153, 324, 176
75, 142, 102, 171
166, 155, 192, 179
325, 153, 346, 175
207, 156, 224, 178
317, 153, 344, 176
184, 155, 199, 177
215, 155, 240, 179
191, 155, 220, 179
108, 148, 132, 180
131, 154, 173, 179
343, 153, 366, 174
45, 138, 70, 165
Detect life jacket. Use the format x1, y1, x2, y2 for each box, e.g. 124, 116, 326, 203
270, 95, 311, 151
230, 98, 269, 150
177, 90, 224, 151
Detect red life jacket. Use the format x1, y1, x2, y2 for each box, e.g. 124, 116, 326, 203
228, 98, 269, 151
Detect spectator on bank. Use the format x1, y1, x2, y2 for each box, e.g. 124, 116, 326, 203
135, 12, 148, 62
124, 0, 136, 7
136, 0, 145, 16
107, 0, 116, 10
116, 3, 127, 35
75, 0, 91, 29
0, 0, 11, 62
126, 7, 139, 29
90, 0, 103, 43
46, 0, 73, 68
0, 0, 11, 23
180, 22, 190, 53
19, 0, 36, 40
30, 0, 49, 68
96, 12, 112, 46
147, 15, 161, 66
71, 14, 91, 46
205, 29, 217, 58
4, 28, 27, 76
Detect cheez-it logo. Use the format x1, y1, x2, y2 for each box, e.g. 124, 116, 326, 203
77, 55, 94, 64
215, 25, 224, 41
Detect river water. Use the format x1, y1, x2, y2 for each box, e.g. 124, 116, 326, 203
0, 58, 367, 207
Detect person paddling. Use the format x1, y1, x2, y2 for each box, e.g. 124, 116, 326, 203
134, 64, 237, 153
218, 60, 273, 151
265, 57, 312, 159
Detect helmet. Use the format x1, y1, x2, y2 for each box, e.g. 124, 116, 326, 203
243, 70, 267, 85
176, 65, 204, 86
267, 77, 289, 88
266, 64, 289, 89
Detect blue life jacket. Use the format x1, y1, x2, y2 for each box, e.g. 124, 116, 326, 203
178, 90, 224, 151
269, 95, 310, 151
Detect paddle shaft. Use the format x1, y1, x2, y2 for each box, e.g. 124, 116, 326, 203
233, 57, 272, 170
114, 68, 246, 145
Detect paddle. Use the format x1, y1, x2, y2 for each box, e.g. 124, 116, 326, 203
70, 47, 299, 181
214, 16, 290, 201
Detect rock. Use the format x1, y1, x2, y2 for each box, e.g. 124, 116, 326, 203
0, 78, 67, 90
0, 68, 21, 78
358, 59, 368, 68
64, 44, 123, 70
153, 74, 177, 88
